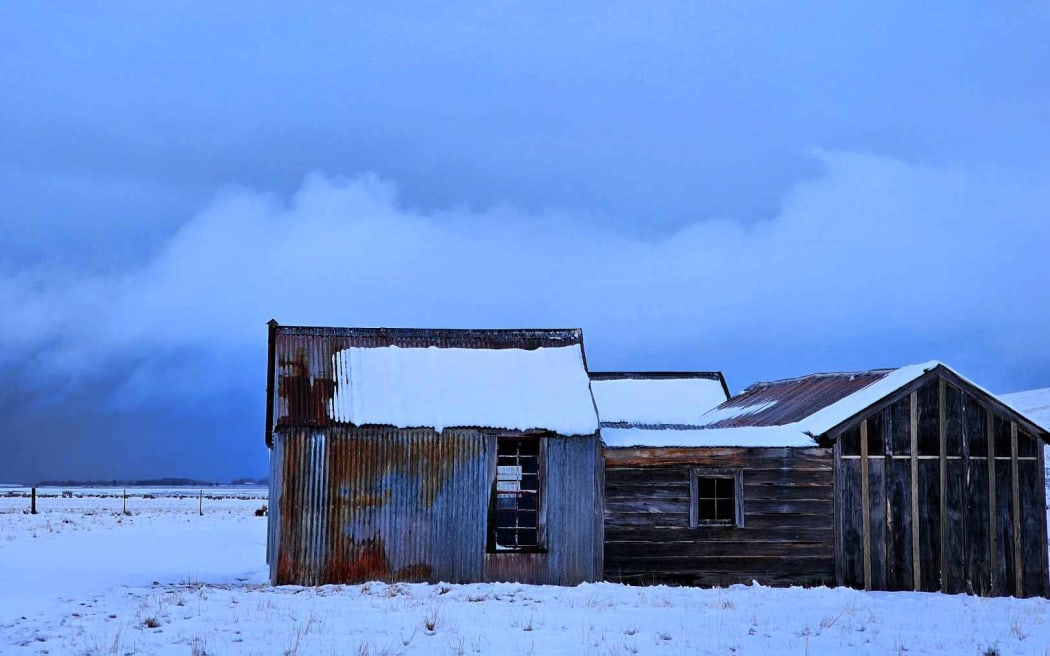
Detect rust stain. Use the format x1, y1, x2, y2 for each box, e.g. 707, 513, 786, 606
277, 349, 335, 427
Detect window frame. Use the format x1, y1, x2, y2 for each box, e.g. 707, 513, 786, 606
487, 434, 547, 553
689, 467, 744, 528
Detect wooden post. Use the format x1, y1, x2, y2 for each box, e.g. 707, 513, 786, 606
910, 391, 921, 591
938, 380, 947, 592
1011, 422, 1022, 597
31, 487, 37, 514
199, 490, 203, 517
1039, 442, 1050, 597
123, 488, 127, 515
861, 419, 872, 590
987, 409, 997, 594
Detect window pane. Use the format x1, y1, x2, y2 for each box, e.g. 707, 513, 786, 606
697, 499, 717, 520
716, 477, 734, 498
716, 499, 735, 521
492, 437, 542, 550
698, 478, 717, 498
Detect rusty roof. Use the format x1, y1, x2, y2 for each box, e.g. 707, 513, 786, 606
697, 368, 894, 429
265, 322, 595, 446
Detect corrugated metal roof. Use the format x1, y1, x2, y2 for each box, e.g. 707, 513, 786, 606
698, 369, 894, 429
588, 371, 729, 428
266, 323, 597, 446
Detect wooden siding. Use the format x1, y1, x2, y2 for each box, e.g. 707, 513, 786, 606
604, 447, 835, 587
835, 377, 1049, 597
269, 426, 603, 586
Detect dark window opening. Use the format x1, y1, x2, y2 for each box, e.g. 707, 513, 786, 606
490, 437, 541, 552
691, 470, 741, 527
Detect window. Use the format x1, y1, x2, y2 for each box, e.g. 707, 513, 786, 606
690, 469, 742, 527
489, 437, 542, 552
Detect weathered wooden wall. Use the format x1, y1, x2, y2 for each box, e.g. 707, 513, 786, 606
603, 447, 835, 587
269, 426, 603, 586
835, 378, 1049, 597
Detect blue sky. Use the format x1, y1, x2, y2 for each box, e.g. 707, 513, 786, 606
2, 3, 1049, 482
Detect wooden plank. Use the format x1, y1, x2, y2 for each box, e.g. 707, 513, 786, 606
966, 455, 991, 594
995, 459, 1014, 596
604, 526, 835, 544
839, 457, 863, 589
910, 391, 921, 591
1018, 460, 1046, 597
868, 454, 887, 590
833, 439, 843, 587
861, 419, 871, 590
987, 406, 998, 594
917, 459, 942, 592
944, 458, 966, 593
885, 456, 913, 590
944, 375, 953, 591
604, 447, 833, 468
1011, 422, 1022, 597
604, 540, 834, 559
1041, 446, 1050, 597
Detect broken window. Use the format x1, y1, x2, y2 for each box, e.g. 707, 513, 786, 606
489, 437, 541, 551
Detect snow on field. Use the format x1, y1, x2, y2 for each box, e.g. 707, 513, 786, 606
2, 488, 1050, 655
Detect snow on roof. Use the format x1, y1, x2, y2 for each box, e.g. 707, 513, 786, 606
328, 344, 599, 436
998, 387, 1050, 432
589, 373, 728, 427
601, 426, 818, 448
603, 361, 944, 449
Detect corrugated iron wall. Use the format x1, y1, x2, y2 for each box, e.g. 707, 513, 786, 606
269, 426, 603, 586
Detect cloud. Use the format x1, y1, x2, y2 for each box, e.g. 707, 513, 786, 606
3, 149, 1049, 411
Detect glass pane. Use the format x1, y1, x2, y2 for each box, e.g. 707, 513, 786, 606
697, 499, 717, 520
517, 528, 538, 547
496, 529, 515, 547
518, 494, 537, 511
496, 509, 517, 527
697, 478, 717, 498
521, 473, 538, 492
716, 477, 734, 498
716, 499, 735, 521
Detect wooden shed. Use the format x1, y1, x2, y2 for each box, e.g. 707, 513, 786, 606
264, 322, 604, 586
599, 362, 1050, 597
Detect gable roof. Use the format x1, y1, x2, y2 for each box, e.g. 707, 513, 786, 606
603, 361, 1050, 449
998, 387, 1050, 433
266, 323, 598, 446
588, 372, 729, 428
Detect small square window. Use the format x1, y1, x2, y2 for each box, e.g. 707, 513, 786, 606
690, 469, 742, 527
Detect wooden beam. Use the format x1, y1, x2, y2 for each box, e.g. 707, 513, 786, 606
987, 408, 997, 594
861, 419, 871, 590
1039, 442, 1049, 597
939, 380, 948, 592
1011, 421, 1023, 597
910, 391, 921, 591
833, 439, 843, 587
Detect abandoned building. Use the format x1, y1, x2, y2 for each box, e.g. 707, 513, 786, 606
266, 322, 1049, 597
599, 362, 1050, 597
264, 322, 604, 586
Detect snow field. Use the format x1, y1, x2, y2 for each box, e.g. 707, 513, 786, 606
1, 489, 1049, 655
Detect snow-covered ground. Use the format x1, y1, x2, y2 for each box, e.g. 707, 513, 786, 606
2, 488, 1050, 655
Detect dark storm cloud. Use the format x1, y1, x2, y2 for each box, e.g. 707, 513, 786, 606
1, 3, 1049, 481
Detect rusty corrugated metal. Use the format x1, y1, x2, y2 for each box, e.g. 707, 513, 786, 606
268, 325, 587, 442
702, 369, 893, 428
269, 426, 603, 586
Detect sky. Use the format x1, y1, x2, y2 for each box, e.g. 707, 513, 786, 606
2, 3, 1049, 483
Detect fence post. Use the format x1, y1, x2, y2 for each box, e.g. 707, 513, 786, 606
123, 488, 127, 515
199, 489, 203, 516
31, 487, 37, 514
